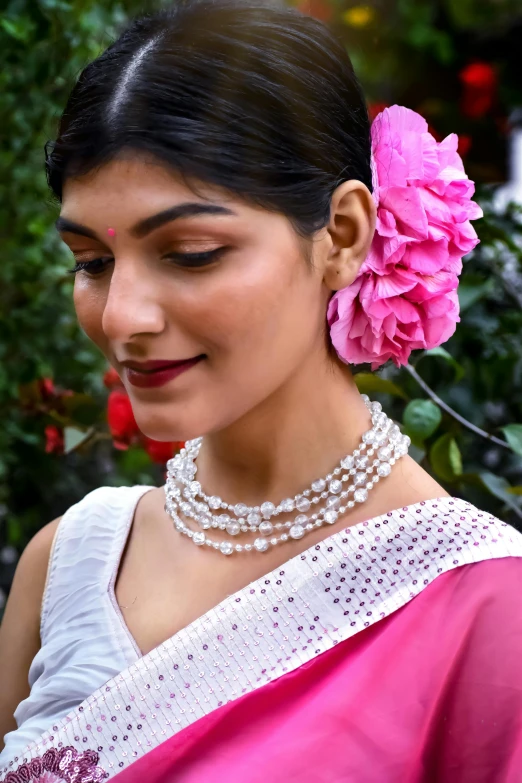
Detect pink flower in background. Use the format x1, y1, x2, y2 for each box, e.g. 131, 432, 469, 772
328, 104, 483, 369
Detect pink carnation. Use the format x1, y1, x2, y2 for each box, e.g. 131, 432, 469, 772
328, 105, 483, 369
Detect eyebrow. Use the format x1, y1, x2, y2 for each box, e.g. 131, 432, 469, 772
55, 202, 236, 240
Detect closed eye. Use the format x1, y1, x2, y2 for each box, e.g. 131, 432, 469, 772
68, 257, 113, 275
68, 248, 228, 275
164, 247, 228, 267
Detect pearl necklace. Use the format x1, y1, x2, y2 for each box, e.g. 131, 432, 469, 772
163, 396, 410, 556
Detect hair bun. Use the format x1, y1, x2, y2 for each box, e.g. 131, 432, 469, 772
328, 104, 483, 370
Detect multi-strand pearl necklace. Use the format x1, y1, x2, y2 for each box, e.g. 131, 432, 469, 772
163, 395, 410, 556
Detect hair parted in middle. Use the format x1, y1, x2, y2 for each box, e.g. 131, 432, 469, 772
45, 0, 372, 239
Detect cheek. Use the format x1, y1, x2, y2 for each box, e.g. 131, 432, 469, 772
191, 247, 322, 366
73, 280, 108, 351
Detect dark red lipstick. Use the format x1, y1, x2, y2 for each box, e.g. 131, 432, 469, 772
122, 356, 204, 388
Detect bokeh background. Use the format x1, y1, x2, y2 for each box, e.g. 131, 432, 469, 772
2, 0, 522, 610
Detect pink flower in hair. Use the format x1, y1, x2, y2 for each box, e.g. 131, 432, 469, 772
327, 104, 483, 369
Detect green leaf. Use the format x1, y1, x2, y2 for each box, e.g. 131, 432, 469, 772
63, 426, 93, 454
354, 373, 408, 399
429, 434, 463, 482
480, 472, 522, 515
458, 277, 495, 311
417, 347, 465, 382
403, 399, 442, 440
507, 487, 522, 496
408, 443, 426, 464
501, 424, 522, 457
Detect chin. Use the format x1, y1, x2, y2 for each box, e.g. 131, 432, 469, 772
135, 409, 205, 444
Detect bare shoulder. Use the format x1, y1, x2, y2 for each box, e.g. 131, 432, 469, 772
384, 454, 449, 509
0, 517, 62, 747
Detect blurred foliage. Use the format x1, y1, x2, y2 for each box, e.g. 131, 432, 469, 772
1, 0, 522, 603
357, 194, 522, 527
0, 0, 163, 600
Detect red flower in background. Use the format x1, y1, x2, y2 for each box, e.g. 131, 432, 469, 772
103, 367, 123, 389
39, 378, 56, 399
45, 425, 64, 454
459, 62, 497, 119
107, 389, 140, 449
295, 0, 332, 22
368, 102, 389, 123
107, 385, 185, 461
38, 368, 184, 464
142, 437, 184, 464
457, 134, 472, 157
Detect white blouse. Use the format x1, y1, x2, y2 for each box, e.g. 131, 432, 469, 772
0, 484, 154, 765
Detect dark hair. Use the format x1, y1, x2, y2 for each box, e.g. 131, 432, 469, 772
45, 0, 372, 238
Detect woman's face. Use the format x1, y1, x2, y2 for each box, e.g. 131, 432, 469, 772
58, 155, 333, 441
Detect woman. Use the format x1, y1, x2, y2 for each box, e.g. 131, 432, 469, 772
1, 0, 521, 780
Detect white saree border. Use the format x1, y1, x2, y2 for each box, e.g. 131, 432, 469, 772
2, 497, 522, 782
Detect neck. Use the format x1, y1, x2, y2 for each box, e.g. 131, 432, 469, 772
195, 352, 371, 507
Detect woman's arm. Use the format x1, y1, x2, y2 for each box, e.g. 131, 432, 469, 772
0, 518, 61, 750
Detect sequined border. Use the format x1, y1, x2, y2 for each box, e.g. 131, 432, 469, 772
3, 746, 107, 782
2, 497, 522, 780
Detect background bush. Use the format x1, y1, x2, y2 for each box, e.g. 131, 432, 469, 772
1, 0, 522, 608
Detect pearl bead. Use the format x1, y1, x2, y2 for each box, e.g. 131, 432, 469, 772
296, 497, 311, 512
311, 479, 326, 492
377, 462, 391, 477
259, 521, 273, 536
324, 509, 338, 525
354, 472, 367, 486
208, 496, 221, 509
354, 488, 368, 503
389, 424, 401, 441
193, 532, 205, 545
329, 479, 342, 494
289, 524, 305, 539
254, 537, 269, 552
226, 522, 241, 536
341, 455, 354, 469
280, 498, 295, 512
219, 541, 234, 555
247, 511, 261, 525
260, 502, 276, 519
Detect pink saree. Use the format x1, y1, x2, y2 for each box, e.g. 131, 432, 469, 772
2, 496, 522, 783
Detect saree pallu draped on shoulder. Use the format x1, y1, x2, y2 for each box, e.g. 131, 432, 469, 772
3, 498, 522, 783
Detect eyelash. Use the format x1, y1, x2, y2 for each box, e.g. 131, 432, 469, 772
67, 248, 227, 275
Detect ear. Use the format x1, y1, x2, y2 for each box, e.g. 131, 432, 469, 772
322, 180, 376, 291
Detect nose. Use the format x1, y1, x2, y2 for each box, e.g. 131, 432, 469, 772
101, 258, 166, 342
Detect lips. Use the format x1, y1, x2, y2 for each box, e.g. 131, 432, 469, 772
123, 356, 204, 388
